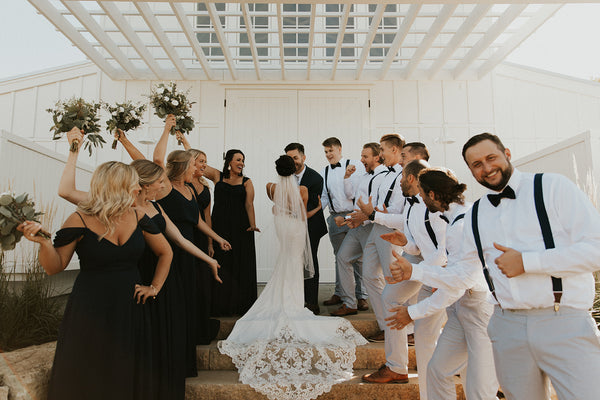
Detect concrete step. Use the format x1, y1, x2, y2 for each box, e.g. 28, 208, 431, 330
185, 369, 465, 400
215, 311, 381, 340
197, 342, 417, 371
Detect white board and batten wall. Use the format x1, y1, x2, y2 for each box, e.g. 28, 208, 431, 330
1, 61, 600, 282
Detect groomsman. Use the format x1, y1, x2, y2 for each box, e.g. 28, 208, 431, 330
386, 167, 498, 400
370, 160, 447, 400
330, 142, 387, 316
285, 143, 328, 315
319, 137, 368, 309
390, 133, 600, 400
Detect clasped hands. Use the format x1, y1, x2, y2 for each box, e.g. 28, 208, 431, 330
335, 196, 388, 229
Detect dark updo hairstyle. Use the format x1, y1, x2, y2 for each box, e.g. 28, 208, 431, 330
275, 155, 295, 177
418, 167, 467, 211
222, 149, 245, 179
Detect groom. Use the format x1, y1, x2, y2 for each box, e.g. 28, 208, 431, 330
285, 143, 328, 315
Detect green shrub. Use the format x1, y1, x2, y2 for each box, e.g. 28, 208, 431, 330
0, 253, 62, 352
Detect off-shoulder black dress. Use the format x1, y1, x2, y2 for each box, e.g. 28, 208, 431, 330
47, 213, 158, 400
138, 202, 187, 400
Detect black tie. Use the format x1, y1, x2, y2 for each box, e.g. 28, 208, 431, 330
439, 215, 449, 223
330, 162, 342, 169
487, 186, 516, 207
406, 196, 419, 206
388, 166, 396, 173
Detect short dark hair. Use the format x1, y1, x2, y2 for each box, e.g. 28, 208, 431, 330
404, 142, 430, 161
403, 159, 429, 178
462, 133, 505, 162
284, 142, 305, 155
418, 168, 467, 209
322, 137, 342, 148
363, 142, 381, 158
275, 155, 296, 177
380, 134, 405, 149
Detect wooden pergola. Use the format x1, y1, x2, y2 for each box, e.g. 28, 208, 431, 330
28, 0, 582, 81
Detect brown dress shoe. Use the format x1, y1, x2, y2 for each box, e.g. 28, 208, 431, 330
357, 298, 369, 311
367, 330, 385, 343
330, 304, 358, 316
323, 294, 342, 306
407, 333, 415, 346
362, 365, 409, 384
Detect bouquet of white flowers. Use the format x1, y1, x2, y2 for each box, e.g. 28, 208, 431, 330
148, 82, 195, 144
104, 101, 147, 149
0, 192, 50, 251
47, 97, 104, 156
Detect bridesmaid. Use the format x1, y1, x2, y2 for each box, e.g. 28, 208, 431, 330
152, 121, 232, 377
203, 149, 259, 317
21, 161, 172, 400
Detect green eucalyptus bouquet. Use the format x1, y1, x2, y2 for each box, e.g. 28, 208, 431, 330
104, 101, 147, 149
0, 193, 50, 251
148, 82, 195, 144
47, 97, 105, 156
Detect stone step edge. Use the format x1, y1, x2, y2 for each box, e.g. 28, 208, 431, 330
196, 342, 417, 371
185, 369, 465, 400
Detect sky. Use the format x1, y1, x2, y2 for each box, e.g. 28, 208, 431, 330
1, 2, 600, 81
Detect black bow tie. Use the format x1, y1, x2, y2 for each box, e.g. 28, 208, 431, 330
388, 166, 396, 173
439, 215, 449, 223
367, 170, 374, 175
406, 196, 419, 206
330, 162, 342, 169
487, 186, 516, 207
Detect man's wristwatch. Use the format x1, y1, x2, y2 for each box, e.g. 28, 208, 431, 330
368, 210, 376, 221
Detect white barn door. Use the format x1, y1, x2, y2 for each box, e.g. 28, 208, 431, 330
225, 89, 369, 283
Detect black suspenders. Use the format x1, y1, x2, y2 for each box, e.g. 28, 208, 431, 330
368, 170, 387, 197
405, 204, 439, 249
472, 173, 562, 309
324, 159, 350, 213
383, 172, 402, 208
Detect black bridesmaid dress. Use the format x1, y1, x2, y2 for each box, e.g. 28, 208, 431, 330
138, 202, 187, 400
157, 187, 199, 377
210, 173, 257, 317
47, 213, 157, 400
188, 183, 220, 344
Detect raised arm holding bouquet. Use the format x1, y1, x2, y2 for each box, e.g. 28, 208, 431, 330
104, 101, 146, 149
47, 97, 104, 156
148, 82, 195, 145
0, 192, 50, 251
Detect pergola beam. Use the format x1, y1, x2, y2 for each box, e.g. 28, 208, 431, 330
99, 1, 166, 79
27, 0, 121, 80
62, 1, 139, 78
276, 3, 285, 80
171, 2, 215, 80
477, 4, 562, 78
355, 4, 385, 80
379, 4, 421, 79
453, 3, 527, 79
240, 3, 262, 80
428, 3, 491, 79
306, 4, 317, 80
205, 2, 238, 80
403, 4, 456, 79
330, 4, 351, 80
102, 0, 600, 4
135, 2, 189, 79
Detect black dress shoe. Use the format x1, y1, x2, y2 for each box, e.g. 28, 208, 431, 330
306, 303, 321, 315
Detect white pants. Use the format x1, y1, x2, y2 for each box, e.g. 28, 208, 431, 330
414, 286, 447, 400
427, 290, 498, 400
337, 223, 372, 309
487, 305, 600, 400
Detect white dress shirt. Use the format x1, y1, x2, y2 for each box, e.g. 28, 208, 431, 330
294, 164, 307, 184
408, 202, 489, 320
372, 163, 405, 218
320, 158, 364, 213
344, 164, 388, 207
412, 169, 600, 310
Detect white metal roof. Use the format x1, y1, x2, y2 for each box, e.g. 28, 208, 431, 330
28, 0, 570, 81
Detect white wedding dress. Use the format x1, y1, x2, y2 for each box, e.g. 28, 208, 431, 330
218, 175, 367, 400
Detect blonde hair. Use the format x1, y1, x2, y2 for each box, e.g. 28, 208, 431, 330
187, 148, 209, 187
130, 159, 164, 186
78, 161, 139, 240
166, 150, 193, 181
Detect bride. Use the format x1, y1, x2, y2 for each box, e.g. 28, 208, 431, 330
218, 155, 367, 400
